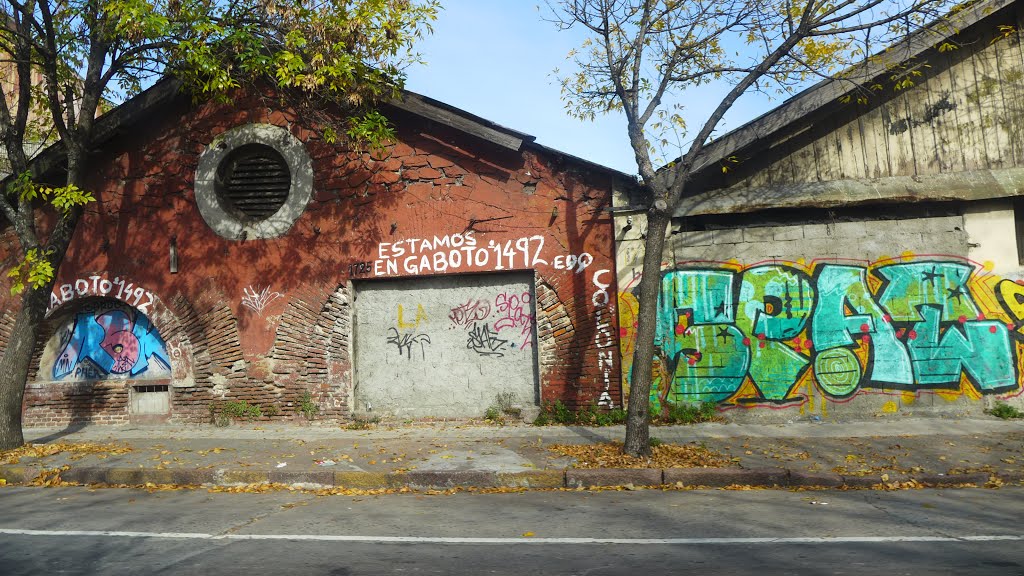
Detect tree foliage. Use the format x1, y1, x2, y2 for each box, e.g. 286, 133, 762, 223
549, 0, 962, 456
1, 0, 437, 291
0, 0, 438, 449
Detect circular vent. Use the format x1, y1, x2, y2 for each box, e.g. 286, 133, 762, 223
195, 123, 312, 240
215, 143, 292, 221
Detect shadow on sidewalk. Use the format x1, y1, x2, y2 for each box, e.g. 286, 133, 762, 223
566, 426, 618, 444
26, 422, 89, 444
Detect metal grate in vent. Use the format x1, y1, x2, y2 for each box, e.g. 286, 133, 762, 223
215, 143, 291, 220
134, 384, 169, 393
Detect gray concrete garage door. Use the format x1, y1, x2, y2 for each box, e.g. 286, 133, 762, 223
353, 273, 538, 418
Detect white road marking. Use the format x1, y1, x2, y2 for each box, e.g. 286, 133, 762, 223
1, 529, 1022, 545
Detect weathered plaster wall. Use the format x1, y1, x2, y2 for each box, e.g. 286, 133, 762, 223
616, 213, 970, 278
614, 197, 1024, 420
963, 199, 1020, 276
1, 88, 623, 426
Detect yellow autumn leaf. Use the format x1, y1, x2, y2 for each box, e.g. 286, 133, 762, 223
548, 442, 731, 469
522, 532, 535, 538
0, 441, 132, 465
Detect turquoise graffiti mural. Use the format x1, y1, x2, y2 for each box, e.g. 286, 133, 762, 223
618, 257, 1022, 409
51, 301, 171, 381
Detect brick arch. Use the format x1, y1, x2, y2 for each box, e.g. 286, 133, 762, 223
266, 285, 350, 419
41, 278, 196, 381
166, 295, 247, 421
36, 292, 195, 386
22, 290, 199, 426
535, 274, 577, 403
316, 286, 352, 416
0, 311, 14, 357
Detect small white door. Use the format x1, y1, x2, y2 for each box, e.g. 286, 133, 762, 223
131, 384, 170, 415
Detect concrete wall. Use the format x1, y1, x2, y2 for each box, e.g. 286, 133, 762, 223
616, 211, 970, 277
0, 88, 623, 426
614, 196, 1024, 420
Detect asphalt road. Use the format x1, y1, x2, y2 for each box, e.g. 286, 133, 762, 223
1, 486, 1023, 575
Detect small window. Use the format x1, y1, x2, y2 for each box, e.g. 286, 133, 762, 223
216, 144, 292, 221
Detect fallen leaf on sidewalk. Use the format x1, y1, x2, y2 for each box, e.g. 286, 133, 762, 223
0, 442, 132, 464
549, 442, 731, 469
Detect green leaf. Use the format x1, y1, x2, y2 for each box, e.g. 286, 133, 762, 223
7, 248, 55, 295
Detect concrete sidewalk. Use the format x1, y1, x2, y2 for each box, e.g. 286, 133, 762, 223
1, 417, 1022, 490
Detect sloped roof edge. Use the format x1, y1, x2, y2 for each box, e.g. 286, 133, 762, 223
392, 91, 637, 179
25, 77, 186, 181
666, 0, 1013, 191
391, 90, 534, 151
22, 75, 631, 184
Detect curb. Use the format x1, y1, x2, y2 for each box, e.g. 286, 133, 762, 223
0, 464, 1017, 490
0, 465, 39, 484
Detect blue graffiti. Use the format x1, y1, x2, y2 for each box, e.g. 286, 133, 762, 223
53, 306, 170, 380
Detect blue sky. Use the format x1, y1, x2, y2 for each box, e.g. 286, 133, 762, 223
404, 1, 779, 175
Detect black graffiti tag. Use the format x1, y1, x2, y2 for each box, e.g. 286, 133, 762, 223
466, 322, 509, 357
386, 327, 431, 360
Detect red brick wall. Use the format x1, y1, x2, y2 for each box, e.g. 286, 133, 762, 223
9, 88, 623, 425
23, 382, 131, 426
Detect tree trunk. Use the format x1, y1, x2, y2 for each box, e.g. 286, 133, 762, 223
0, 187, 82, 451
0, 285, 50, 450
623, 208, 671, 457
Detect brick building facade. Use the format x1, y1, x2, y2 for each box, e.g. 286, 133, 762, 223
0, 81, 627, 426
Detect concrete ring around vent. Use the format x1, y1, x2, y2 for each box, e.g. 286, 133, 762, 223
195, 123, 313, 240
